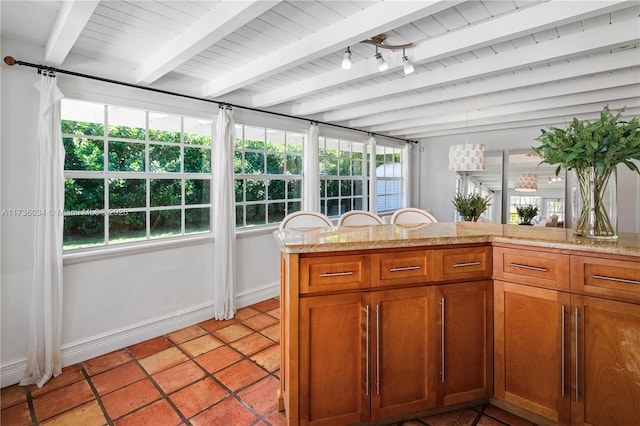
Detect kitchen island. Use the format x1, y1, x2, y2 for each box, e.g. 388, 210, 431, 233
274, 222, 640, 426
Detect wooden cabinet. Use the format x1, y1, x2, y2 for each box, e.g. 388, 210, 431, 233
494, 245, 570, 290
282, 245, 493, 425
572, 293, 640, 425
494, 280, 571, 424
299, 293, 369, 425
370, 286, 437, 419
438, 280, 493, 406
370, 249, 434, 287
300, 254, 369, 294
298, 287, 440, 425
435, 246, 492, 282
570, 255, 640, 304
494, 248, 640, 426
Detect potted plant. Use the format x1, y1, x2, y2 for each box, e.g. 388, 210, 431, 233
452, 192, 491, 222
532, 105, 640, 239
515, 204, 538, 225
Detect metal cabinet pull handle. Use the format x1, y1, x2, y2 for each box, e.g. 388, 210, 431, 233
440, 297, 445, 383
592, 275, 640, 285
376, 304, 380, 395
561, 304, 565, 398
509, 263, 548, 272
389, 265, 421, 272
575, 307, 579, 402
319, 271, 354, 277
452, 261, 481, 268
365, 305, 370, 396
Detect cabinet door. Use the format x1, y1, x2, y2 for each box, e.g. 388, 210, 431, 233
370, 286, 437, 420
494, 280, 571, 425
438, 280, 493, 406
572, 296, 640, 426
299, 293, 370, 425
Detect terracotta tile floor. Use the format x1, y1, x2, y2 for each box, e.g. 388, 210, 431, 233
1, 297, 535, 426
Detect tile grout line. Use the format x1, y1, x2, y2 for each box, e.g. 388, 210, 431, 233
124, 345, 193, 426
5, 299, 283, 425
79, 363, 116, 426
148, 304, 281, 424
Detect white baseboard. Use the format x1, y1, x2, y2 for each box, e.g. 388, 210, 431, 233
1, 281, 279, 388
235, 281, 279, 309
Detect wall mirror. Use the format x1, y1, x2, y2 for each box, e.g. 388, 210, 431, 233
454, 150, 504, 223
505, 149, 567, 227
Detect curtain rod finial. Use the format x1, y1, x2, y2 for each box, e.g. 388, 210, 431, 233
4, 56, 16, 66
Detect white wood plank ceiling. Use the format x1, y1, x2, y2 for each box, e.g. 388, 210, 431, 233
2, 0, 639, 142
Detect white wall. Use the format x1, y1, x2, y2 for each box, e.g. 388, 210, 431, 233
0, 38, 281, 386
418, 129, 640, 233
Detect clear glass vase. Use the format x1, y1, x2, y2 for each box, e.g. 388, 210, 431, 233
572, 167, 617, 239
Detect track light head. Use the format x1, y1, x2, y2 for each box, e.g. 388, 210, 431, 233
341, 47, 352, 70
375, 48, 387, 72
402, 49, 414, 75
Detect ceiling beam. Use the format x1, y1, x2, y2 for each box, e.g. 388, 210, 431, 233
405, 104, 640, 139
293, 18, 639, 116
201, 0, 461, 98
324, 49, 640, 123
45, 0, 99, 66
136, 1, 278, 85
367, 74, 640, 132
388, 88, 639, 137
252, 0, 630, 108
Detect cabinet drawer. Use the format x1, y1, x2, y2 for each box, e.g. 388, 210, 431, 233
571, 255, 640, 303
493, 246, 570, 290
435, 246, 492, 281
371, 250, 434, 287
300, 255, 369, 294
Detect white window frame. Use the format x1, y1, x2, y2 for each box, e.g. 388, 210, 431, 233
61, 99, 213, 251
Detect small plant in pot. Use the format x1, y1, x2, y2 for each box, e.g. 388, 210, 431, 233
452, 192, 491, 222
515, 204, 539, 225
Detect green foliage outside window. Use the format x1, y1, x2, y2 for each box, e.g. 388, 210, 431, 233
61, 102, 214, 249
62, 102, 404, 248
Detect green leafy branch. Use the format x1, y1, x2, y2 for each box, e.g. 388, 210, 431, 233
532, 105, 640, 176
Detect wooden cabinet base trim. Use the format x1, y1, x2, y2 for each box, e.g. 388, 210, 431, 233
489, 398, 562, 426
502, 392, 559, 423
353, 398, 490, 426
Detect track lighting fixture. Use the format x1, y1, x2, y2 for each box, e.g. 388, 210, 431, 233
340, 34, 414, 73
375, 47, 388, 72
341, 47, 352, 70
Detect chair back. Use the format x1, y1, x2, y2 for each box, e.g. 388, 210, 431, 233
279, 211, 333, 231
337, 210, 384, 226
390, 208, 438, 225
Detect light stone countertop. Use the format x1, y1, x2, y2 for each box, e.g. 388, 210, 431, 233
273, 222, 640, 258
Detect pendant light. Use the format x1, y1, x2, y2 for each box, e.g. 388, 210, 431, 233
448, 111, 485, 171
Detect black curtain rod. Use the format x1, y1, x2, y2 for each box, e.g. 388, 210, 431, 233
3, 56, 418, 144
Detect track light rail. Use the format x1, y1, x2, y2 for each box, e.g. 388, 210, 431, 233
361, 34, 414, 50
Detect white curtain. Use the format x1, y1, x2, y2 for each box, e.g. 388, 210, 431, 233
303, 123, 320, 211
20, 74, 65, 388
212, 106, 236, 320
403, 144, 412, 208
368, 135, 378, 214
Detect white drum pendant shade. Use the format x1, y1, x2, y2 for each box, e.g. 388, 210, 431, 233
448, 144, 485, 171
515, 173, 538, 192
